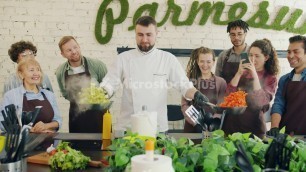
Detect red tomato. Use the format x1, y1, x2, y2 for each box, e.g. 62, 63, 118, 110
49, 150, 57, 156
101, 159, 109, 166
162, 147, 166, 155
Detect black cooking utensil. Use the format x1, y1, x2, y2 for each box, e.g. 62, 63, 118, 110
2, 125, 20, 163
1, 121, 9, 133
15, 126, 30, 161
203, 111, 213, 126
209, 118, 221, 132
8, 126, 21, 162
1, 110, 13, 133
264, 134, 294, 171
5, 104, 18, 125
203, 101, 247, 115
275, 134, 293, 170
28, 106, 42, 127
22, 111, 34, 126
234, 140, 254, 172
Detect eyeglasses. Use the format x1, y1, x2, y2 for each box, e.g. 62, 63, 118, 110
20, 51, 36, 58
229, 33, 245, 39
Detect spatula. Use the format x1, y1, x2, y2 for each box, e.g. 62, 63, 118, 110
185, 105, 207, 131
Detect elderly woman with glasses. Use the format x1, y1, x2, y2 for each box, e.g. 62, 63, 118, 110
2, 41, 53, 95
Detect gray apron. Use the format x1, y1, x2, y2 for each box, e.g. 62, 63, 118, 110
65, 59, 105, 133
221, 50, 240, 83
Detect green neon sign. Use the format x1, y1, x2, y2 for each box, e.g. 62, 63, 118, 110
95, 0, 306, 44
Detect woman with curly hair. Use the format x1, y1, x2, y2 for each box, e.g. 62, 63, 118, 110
181, 47, 227, 133
222, 39, 280, 138
3, 41, 53, 95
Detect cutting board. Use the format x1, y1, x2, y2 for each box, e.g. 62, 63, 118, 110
27, 152, 102, 168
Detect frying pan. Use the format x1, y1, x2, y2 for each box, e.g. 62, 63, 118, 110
204, 102, 247, 115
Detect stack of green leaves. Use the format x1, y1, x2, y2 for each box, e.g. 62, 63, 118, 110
49, 142, 90, 171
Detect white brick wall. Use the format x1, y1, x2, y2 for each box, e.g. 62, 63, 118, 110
0, 0, 302, 132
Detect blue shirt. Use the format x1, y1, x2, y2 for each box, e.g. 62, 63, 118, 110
1, 86, 62, 130
271, 68, 306, 115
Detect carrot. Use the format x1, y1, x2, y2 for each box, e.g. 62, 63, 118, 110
219, 91, 247, 107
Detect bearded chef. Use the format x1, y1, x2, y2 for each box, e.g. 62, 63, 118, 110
100, 16, 209, 133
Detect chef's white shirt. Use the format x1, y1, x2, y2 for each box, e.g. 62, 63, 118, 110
101, 47, 193, 132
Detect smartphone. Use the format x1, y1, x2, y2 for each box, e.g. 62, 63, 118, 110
241, 52, 250, 64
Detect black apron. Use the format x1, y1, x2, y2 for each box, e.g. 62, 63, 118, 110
221, 51, 240, 84
65, 59, 105, 133
23, 91, 55, 149
184, 77, 218, 133
222, 73, 267, 139
280, 81, 306, 135
22, 92, 54, 125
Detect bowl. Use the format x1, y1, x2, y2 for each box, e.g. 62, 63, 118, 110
214, 106, 247, 115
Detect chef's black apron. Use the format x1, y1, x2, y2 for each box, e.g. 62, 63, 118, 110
280, 81, 306, 135
184, 77, 218, 133
65, 59, 104, 150
222, 73, 267, 139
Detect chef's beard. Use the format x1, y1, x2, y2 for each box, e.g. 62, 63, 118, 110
137, 44, 154, 52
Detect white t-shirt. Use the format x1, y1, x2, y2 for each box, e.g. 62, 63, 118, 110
71, 66, 85, 74
292, 74, 302, 81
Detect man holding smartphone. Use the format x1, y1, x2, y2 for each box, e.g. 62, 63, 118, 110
215, 19, 250, 83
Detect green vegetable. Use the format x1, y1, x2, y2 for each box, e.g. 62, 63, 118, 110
79, 83, 110, 105
104, 131, 306, 172
49, 142, 90, 171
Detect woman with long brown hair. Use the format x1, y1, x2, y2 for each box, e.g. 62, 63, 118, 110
222, 39, 280, 138
181, 47, 227, 133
